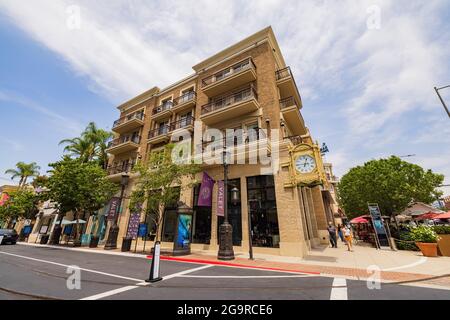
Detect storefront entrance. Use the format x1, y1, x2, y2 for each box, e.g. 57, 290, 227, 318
217, 178, 242, 246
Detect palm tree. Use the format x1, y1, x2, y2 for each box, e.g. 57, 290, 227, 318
59, 122, 112, 168
5, 162, 41, 188
59, 137, 95, 162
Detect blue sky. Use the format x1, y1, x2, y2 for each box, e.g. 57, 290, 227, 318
0, 0, 449, 195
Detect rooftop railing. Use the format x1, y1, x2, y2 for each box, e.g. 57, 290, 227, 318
201, 58, 256, 87
201, 84, 258, 115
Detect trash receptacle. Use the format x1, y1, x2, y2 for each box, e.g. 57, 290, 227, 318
121, 237, 132, 252
89, 235, 99, 248
40, 234, 50, 244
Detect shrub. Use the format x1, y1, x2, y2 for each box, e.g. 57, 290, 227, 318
396, 229, 419, 251
410, 225, 439, 243
433, 225, 450, 235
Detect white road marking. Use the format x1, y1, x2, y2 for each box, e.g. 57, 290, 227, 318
178, 275, 313, 278
79, 264, 214, 300
0, 251, 142, 282
330, 277, 348, 300
382, 257, 427, 271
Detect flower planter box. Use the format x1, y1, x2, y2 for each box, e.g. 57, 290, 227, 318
437, 234, 450, 257
415, 242, 438, 257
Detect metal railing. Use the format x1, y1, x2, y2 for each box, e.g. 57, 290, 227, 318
199, 128, 267, 152
201, 57, 256, 87
113, 111, 144, 127
148, 125, 170, 139
170, 117, 194, 131
107, 135, 141, 148
152, 101, 173, 115
107, 162, 135, 175
201, 84, 258, 115
279, 96, 298, 109
173, 91, 196, 106
275, 66, 292, 81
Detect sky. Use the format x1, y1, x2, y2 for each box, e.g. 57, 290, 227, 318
0, 0, 449, 196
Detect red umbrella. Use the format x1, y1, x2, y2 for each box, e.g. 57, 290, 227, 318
350, 216, 369, 224
415, 212, 440, 220
434, 211, 450, 220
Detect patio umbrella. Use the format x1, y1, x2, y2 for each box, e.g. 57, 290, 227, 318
434, 211, 450, 220
350, 216, 369, 224
415, 212, 440, 220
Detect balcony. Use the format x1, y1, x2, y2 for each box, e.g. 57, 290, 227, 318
201, 58, 257, 97
280, 97, 306, 135
152, 101, 173, 121
283, 135, 304, 146
276, 67, 302, 107
106, 162, 135, 182
148, 125, 170, 144
106, 135, 141, 155
112, 112, 144, 134
200, 85, 260, 125
172, 91, 196, 113
170, 117, 195, 133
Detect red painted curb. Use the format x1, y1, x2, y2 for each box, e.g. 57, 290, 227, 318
146, 255, 321, 275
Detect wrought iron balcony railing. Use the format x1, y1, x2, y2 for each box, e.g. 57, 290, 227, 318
283, 135, 303, 145
275, 66, 293, 81
148, 125, 170, 139
173, 91, 196, 106
170, 117, 194, 131
107, 162, 135, 175
201, 84, 258, 115
279, 96, 298, 109
107, 135, 141, 148
201, 58, 256, 87
152, 101, 173, 116
113, 111, 144, 127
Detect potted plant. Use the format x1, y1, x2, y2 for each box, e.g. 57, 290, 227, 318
410, 225, 440, 257
433, 226, 450, 256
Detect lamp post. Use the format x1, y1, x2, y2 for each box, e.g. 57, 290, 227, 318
218, 143, 235, 260
104, 174, 129, 250
434, 85, 450, 118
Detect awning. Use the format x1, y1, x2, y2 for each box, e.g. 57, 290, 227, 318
434, 211, 450, 220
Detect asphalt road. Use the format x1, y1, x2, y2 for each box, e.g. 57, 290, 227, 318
0, 244, 449, 300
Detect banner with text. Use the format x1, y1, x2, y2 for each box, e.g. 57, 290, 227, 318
197, 172, 215, 207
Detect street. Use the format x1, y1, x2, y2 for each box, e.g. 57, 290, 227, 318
0, 244, 449, 300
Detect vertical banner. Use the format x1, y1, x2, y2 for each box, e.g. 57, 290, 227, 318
217, 180, 225, 216
107, 197, 120, 221
126, 212, 141, 239
197, 172, 215, 206
368, 203, 390, 247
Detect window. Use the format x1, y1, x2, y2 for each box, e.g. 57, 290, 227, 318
161, 187, 181, 242
158, 121, 169, 135
247, 175, 280, 248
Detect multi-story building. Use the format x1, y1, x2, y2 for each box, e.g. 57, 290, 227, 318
90, 26, 337, 258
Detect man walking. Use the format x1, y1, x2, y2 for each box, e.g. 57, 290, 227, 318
327, 222, 337, 248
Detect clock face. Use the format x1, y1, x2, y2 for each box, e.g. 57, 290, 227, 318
295, 155, 316, 173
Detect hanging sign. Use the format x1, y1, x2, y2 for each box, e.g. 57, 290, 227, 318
217, 180, 225, 216
368, 203, 390, 248
126, 211, 141, 239
197, 172, 215, 207
107, 197, 120, 221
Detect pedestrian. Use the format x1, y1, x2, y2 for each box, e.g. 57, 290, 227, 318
337, 224, 346, 243
327, 222, 337, 248
343, 224, 354, 251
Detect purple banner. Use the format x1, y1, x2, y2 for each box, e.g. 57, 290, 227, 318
197, 172, 215, 207
217, 180, 225, 216
107, 197, 120, 221
127, 211, 141, 239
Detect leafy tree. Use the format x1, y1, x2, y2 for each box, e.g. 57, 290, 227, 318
337, 156, 444, 219
59, 122, 113, 168
129, 144, 200, 242
0, 189, 44, 227
46, 157, 118, 245
4, 162, 40, 187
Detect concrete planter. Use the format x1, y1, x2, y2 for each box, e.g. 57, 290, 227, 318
415, 242, 438, 257
437, 234, 450, 257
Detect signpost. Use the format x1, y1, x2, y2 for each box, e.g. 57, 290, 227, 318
368, 203, 390, 248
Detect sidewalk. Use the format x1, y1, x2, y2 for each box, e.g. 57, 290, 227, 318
18, 241, 450, 289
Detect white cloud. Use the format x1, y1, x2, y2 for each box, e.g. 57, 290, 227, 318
0, 0, 449, 194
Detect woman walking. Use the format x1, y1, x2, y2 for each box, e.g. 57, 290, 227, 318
343, 224, 354, 251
